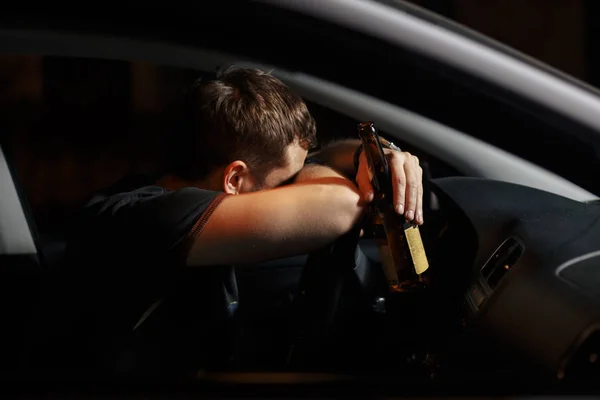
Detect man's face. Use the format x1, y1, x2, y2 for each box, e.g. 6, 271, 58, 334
244, 141, 309, 192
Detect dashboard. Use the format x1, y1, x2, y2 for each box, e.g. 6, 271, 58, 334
429, 176, 600, 380
239, 176, 600, 382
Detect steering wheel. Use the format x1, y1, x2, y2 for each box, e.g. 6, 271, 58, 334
285, 218, 366, 368
285, 177, 450, 370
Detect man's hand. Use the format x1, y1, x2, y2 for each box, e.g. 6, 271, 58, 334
355, 149, 424, 225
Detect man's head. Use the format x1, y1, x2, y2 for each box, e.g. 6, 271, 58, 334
169, 66, 317, 194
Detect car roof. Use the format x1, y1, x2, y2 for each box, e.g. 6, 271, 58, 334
373, 0, 600, 98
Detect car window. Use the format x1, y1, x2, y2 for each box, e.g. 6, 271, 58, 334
187, 2, 600, 196
0, 55, 461, 238
3, 5, 598, 196
305, 99, 461, 179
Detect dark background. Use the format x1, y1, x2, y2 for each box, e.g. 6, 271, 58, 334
0, 0, 599, 230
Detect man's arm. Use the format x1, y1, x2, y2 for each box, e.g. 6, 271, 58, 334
308, 139, 361, 178
310, 139, 424, 224
185, 164, 366, 267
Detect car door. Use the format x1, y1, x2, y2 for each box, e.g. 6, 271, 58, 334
0, 143, 43, 377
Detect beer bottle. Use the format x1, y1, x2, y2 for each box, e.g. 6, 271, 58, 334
357, 121, 429, 293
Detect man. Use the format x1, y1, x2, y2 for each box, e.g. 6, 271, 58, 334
58, 66, 423, 377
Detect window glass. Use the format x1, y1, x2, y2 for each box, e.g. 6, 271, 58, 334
0, 55, 459, 236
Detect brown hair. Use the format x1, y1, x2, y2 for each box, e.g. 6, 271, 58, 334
168, 66, 317, 182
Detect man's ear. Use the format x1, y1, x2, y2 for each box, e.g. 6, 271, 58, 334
222, 160, 250, 195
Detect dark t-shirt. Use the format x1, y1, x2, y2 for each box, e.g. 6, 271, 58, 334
63, 175, 236, 375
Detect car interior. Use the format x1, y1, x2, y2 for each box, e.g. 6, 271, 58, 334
2, 55, 460, 375
0, 53, 597, 390
1, 3, 600, 391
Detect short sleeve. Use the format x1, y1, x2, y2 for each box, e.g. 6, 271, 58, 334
93, 187, 228, 265
64, 183, 236, 367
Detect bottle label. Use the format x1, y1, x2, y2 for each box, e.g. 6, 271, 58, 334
404, 224, 429, 275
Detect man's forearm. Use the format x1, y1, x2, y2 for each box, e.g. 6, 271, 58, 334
187, 164, 366, 267
294, 163, 366, 234
308, 139, 361, 179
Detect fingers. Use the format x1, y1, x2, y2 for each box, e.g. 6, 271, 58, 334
414, 157, 424, 225
389, 151, 423, 224
403, 154, 419, 223
360, 147, 424, 224
355, 151, 374, 202
390, 152, 406, 216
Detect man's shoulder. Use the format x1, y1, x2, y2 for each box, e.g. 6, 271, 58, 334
85, 175, 220, 217
72, 176, 224, 243
67, 176, 225, 257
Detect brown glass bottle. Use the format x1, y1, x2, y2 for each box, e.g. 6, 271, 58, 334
357, 121, 429, 292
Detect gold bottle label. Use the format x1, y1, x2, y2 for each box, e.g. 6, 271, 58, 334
403, 224, 429, 275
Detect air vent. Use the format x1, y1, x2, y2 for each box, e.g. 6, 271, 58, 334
481, 238, 524, 290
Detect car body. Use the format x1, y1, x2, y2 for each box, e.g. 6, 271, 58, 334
0, 0, 599, 393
